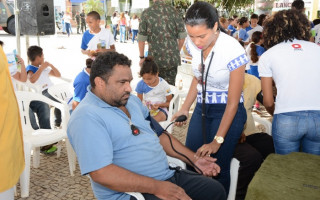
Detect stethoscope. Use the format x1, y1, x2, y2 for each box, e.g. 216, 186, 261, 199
200, 50, 214, 144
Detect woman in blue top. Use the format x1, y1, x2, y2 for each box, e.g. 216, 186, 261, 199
238, 17, 250, 45
172, 2, 248, 195
246, 31, 265, 79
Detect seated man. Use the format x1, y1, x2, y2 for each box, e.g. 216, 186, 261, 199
68, 52, 226, 200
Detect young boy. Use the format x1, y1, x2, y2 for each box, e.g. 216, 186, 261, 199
72, 58, 92, 110
26, 45, 61, 153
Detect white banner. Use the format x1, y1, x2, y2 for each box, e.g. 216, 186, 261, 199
132, 0, 149, 9
111, 0, 119, 8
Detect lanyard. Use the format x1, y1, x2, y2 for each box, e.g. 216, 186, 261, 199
201, 50, 214, 144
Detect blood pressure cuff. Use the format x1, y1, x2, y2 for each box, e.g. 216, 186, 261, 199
146, 113, 164, 137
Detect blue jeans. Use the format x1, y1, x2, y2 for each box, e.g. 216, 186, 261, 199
186, 103, 246, 195
120, 25, 126, 42
112, 24, 118, 40
42, 89, 61, 127
130, 169, 226, 200
29, 101, 51, 130
272, 111, 320, 155
132, 29, 138, 43
65, 22, 71, 36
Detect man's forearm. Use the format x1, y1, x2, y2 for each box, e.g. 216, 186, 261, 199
138, 41, 145, 57
90, 164, 161, 194
178, 38, 185, 51
159, 133, 196, 165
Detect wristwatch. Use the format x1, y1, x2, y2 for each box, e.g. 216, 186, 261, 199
139, 56, 144, 59
214, 136, 224, 144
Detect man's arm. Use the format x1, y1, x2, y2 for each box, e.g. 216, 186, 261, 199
159, 133, 220, 176
48, 62, 61, 77
138, 41, 145, 66
72, 101, 80, 110
90, 164, 191, 200
178, 38, 185, 51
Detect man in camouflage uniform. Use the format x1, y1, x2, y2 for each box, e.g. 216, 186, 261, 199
137, 0, 187, 85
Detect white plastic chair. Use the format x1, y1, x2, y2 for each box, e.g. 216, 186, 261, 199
159, 88, 188, 133
15, 91, 75, 197
228, 158, 240, 200
47, 83, 76, 172
252, 113, 272, 135
47, 83, 73, 103
11, 79, 42, 93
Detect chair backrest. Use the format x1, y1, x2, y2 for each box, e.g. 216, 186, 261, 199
176, 58, 194, 91
15, 91, 70, 134
11, 79, 42, 93
47, 83, 73, 104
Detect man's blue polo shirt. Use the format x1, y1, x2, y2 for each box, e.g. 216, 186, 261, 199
67, 87, 174, 200
73, 68, 90, 103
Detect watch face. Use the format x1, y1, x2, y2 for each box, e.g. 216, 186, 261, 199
215, 136, 224, 143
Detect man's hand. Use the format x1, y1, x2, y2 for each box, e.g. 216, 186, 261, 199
154, 181, 191, 200
194, 156, 220, 177
139, 58, 145, 67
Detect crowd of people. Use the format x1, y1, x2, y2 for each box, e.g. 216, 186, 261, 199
1, 0, 320, 199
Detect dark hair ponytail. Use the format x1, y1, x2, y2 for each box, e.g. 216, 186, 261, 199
139, 56, 158, 77
250, 31, 262, 63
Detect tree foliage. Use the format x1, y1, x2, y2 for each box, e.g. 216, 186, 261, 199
83, 0, 105, 17
164, 0, 255, 16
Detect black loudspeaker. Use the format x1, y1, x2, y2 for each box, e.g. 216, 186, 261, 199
18, 0, 55, 35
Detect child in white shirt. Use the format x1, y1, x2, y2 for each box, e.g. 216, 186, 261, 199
135, 56, 172, 122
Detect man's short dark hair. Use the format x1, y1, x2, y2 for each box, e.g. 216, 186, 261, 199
291, 0, 305, 11
90, 52, 132, 88
27, 46, 43, 62
0, 40, 3, 47
87, 11, 100, 20
86, 58, 93, 68
250, 14, 259, 20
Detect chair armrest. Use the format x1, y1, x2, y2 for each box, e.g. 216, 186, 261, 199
167, 155, 186, 169
126, 192, 145, 200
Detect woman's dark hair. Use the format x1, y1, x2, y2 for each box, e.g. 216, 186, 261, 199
86, 58, 93, 68
139, 56, 158, 77
112, 12, 117, 18
263, 9, 310, 49
250, 31, 263, 63
27, 46, 43, 62
238, 17, 248, 26
291, 0, 305, 11
185, 2, 225, 33
258, 14, 267, 26
90, 52, 131, 88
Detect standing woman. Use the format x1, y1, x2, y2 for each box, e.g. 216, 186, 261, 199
259, 9, 320, 155
118, 12, 127, 43
172, 1, 248, 194
111, 12, 119, 41
238, 17, 250, 45
131, 14, 139, 44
